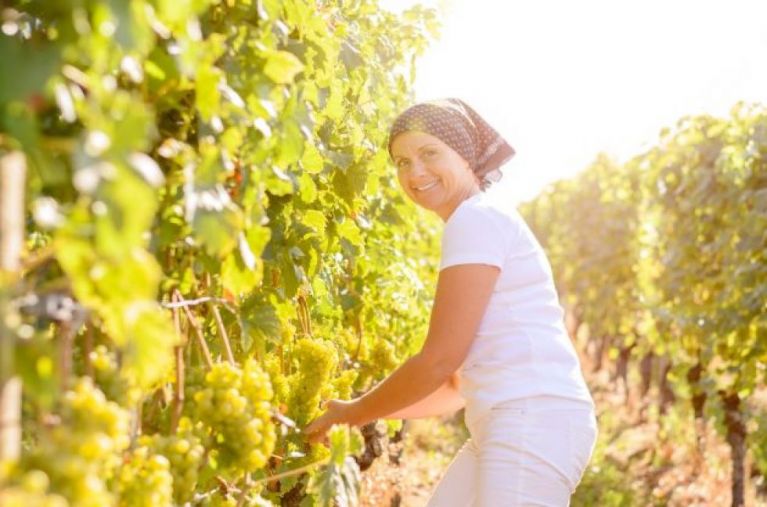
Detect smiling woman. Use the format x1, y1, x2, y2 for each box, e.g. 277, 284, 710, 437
304, 98, 598, 506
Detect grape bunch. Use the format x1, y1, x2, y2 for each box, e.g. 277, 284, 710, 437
88, 344, 141, 406
262, 354, 289, 412
286, 338, 338, 427
331, 369, 359, 401
368, 339, 398, 374
355, 338, 399, 389
0, 467, 68, 507
192, 359, 276, 477
24, 377, 132, 506
114, 446, 173, 507
140, 417, 206, 505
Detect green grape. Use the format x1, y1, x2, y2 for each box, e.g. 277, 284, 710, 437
114, 446, 173, 507
89, 344, 116, 372
192, 360, 276, 478
286, 338, 338, 428
140, 417, 206, 505
331, 369, 359, 400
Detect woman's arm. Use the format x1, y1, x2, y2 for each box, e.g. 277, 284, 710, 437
382, 372, 464, 420
304, 263, 499, 438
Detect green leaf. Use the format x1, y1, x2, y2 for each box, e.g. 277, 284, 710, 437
112, 0, 154, 54
119, 303, 178, 389
339, 41, 364, 72
192, 206, 243, 258
302, 210, 326, 236
332, 162, 367, 205
306, 426, 362, 507
276, 118, 305, 166
300, 143, 324, 174
221, 250, 261, 297
336, 219, 362, 247
196, 65, 221, 121
324, 81, 344, 121
265, 166, 295, 196
241, 294, 282, 350
298, 172, 318, 203
263, 50, 304, 84
0, 36, 60, 104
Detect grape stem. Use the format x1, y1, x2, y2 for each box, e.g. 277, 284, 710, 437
170, 291, 185, 435
162, 295, 247, 355
353, 313, 363, 362
162, 296, 230, 309
296, 293, 313, 337
251, 456, 331, 486
209, 301, 235, 365
173, 289, 214, 369
83, 321, 94, 378
236, 472, 251, 507
57, 320, 73, 392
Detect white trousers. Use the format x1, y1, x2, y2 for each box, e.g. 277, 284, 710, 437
425, 396, 598, 507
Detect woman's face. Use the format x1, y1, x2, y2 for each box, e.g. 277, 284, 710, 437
390, 130, 480, 220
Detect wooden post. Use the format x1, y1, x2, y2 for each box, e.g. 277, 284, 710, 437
0, 151, 26, 461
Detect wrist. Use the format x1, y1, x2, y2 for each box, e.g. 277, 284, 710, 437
346, 398, 368, 427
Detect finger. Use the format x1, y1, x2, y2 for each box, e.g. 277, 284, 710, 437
309, 432, 329, 446
306, 429, 322, 444
304, 418, 322, 434
303, 423, 320, 437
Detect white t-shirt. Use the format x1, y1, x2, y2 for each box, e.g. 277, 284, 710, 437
440, 191, 595, 428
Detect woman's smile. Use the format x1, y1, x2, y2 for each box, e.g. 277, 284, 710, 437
413, 179, 440, 192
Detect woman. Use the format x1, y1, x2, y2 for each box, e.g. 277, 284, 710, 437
305, 98, 598, 506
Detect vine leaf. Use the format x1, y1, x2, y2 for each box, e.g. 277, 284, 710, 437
306, 425, 363, 507
263, 50, 305, 84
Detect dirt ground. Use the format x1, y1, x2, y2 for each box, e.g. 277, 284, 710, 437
358, 414, 468, 507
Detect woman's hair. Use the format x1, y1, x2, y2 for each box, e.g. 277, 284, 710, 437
388, 98, 515, 189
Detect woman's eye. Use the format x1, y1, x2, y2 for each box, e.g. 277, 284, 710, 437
424, 150, 437, 157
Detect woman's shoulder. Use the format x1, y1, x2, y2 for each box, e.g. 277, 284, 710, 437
441, 191, 525, 256
449, 190, 521, 230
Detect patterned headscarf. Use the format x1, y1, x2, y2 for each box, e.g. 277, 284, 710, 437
387, 98, 515, 189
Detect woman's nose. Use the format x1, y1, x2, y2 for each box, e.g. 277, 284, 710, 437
409, 157, 429, 177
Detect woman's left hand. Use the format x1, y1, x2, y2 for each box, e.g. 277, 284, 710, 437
303, 399, 360, 445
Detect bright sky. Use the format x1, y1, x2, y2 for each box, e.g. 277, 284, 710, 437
380, 0, 767, 203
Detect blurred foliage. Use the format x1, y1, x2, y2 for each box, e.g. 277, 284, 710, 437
523, 102, 767, 506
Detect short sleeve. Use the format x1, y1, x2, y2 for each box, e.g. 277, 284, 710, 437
440, 203, 510, 270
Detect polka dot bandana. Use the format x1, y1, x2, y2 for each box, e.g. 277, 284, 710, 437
387, 98, 515, 189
